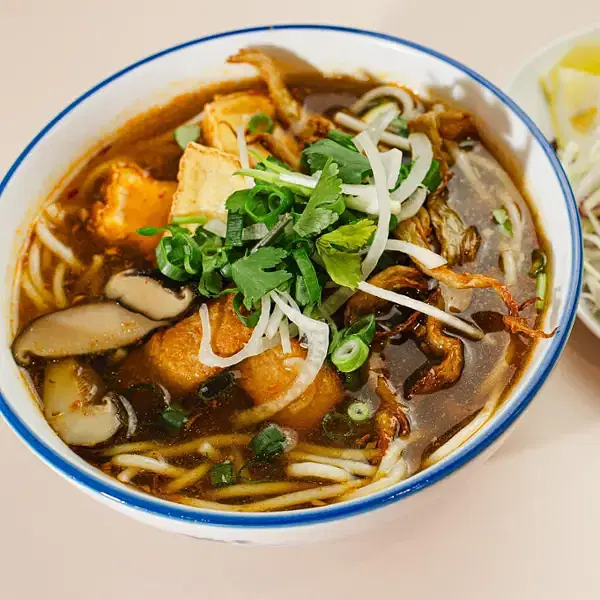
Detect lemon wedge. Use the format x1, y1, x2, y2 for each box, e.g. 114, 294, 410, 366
542, 42, 600, 149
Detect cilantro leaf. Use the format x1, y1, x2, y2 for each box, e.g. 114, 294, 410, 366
293, 158, 344, 238
225, 189, 251, 214
231, 247, 292, 308
302, 139, 371, 184
316, 219, 376, 288
327, 130, 359, 152
318, 219, 376, 251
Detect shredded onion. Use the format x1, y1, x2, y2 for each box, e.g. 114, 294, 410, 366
357, 281, 483, 340
333, 112, 410, 151
232, 291, 329, 428
198, 295, 271, 368
279, 318, 291, 354
365, 106, 399, 146
385, 239, 446, 269
390, 133, 433, 203
351, 85, 418, 120
380, 149, 404, 191
265, 303, 284, 339
439, 283, 473, 313
35, 218, 82, 271
236, 124, 253, 188
116, 394, 138, 438
396, 187, 428, 220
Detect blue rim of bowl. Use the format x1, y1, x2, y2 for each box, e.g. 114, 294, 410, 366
0, 24, 582, 529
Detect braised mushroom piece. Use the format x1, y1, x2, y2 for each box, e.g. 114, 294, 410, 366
12, 46, 552, 513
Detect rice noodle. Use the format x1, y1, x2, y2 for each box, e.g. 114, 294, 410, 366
236, 124, 254, 188
117, 467, 140, 483
286, 451, 377, 477
237, 480, 365, 512
111, 454, 185, 477
75, 254, 104, 295
390, 133, 433, 203
357, 281, 484, 340
174, 496, 243, 511
28, 239, 54, 305
35, 218, 82, 271
364, 106, 399, 146
333, 112, 410, 151
21, 271, 50, 311
385, 239, 447, 269
198, 294, 271, 368
351, 85, 418, 120
162, 462, 213, 493
374, 438, 406, 481
205, 482, 313, 500
232, 292, 329, 428
337, 460, 408, 502
286, 462, 354, 482
52, 261, 69, 308
294, 442, 381, 461
197, 441, 222, 462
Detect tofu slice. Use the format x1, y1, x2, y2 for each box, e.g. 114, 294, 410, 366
90, 163, 176, 255
170, 142, 246, 226
203, 91, 275, 155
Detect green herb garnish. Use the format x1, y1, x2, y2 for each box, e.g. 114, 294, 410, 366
492, 208, 513, 237
302, 139, 371, 184
173, 124, 201, 150
248, 113, 274, 134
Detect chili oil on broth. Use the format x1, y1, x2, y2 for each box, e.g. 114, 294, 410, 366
13, 74, 544, 510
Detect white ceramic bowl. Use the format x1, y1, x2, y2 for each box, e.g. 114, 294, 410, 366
0, 25, 581, 545
507, 24, 600, 339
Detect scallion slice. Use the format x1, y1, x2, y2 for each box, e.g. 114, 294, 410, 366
347, 401, 371, 423
233, 293, 261, 328
536, 272, 547, 311
225, 212, 244, 248
156, 238, 192, 281
198, 371, 234, 402
345, 314, 376, 345
529, 249, 547, 277
331, 335, 370, 372
161, 403, 188, 430
248, 113, 274, 134
173, 124, 201, 150
210, 462, 236, 487
249, 424, 286, 462
171, 214, 207, 226
292, 248, 321, 304
321, 411, 354, 439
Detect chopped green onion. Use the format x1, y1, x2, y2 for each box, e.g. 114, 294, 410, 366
294, 276, 311, 307
492, 208, 513, 237
388, 214, 399, 232
292, 248, 321, 304
198, 371, 235, 402
321, 411, 354, 439
225, 212, 244, 247
331, 335, 370, 372
326, 129, 359, 151
173, 124, 201, 150
388, 116, 409, 137
161, 403, 188, 429
248, 113, 274, 134
250, 150, 290, 174
245, 185, 294, 227
422, 159, 442, 192
233, 293, 261, 327
249, 424, 286, 462
156, 238, 192, 281
347, 401, 371, 422
171, 214, 207, 226
238, 459, 277, 483
345, 314, 376, 345
137, 226, 168, 236
535, 272, 547, 311
210, 462, 236, 487
529, 249, 547, 277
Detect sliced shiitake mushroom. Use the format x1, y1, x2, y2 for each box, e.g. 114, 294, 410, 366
12, 302, 168, 366
104, 269, 194, 320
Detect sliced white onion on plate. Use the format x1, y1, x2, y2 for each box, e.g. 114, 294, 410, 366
232, 291, 329, 428
391, 133, 433, 203
380, 148, 404, 190
385, 239, 446, 269
395, 186, 428, 220
198, 295, 272, 368
357, 281, 483, 340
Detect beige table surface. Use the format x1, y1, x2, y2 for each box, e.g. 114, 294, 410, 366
1, 1, 599, 598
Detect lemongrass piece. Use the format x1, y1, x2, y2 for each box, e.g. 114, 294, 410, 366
35, 218, 82, 271
354, 131, 391, 279
385, 239, 447, 269
286, 462, 354, 482
117, 467, 140, 483
286, 451, 377, 477
236, 124, 254, 188
423, 398, 498, 468
232, 292, 329, 429
197, 441, 222, 462
163, 462, 213, 493
374, 438, 406, 481
28, 240, 54, 304
205, 482, 313, 500
52, 261, 69, 308
199, 294, 271, 368
100, 440, 161, 457
295, 442, 380, 461
111, 454, 186, 477
338, 460, 408, 502
390, 133, 433, 203
333, 112, 410, 151
21, 271, 50, 311
174, 496, 243, 511
396, 187, 428, 220
357, 281, 483, 340
238, 480, 365, 512
351, 85, 417, 120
